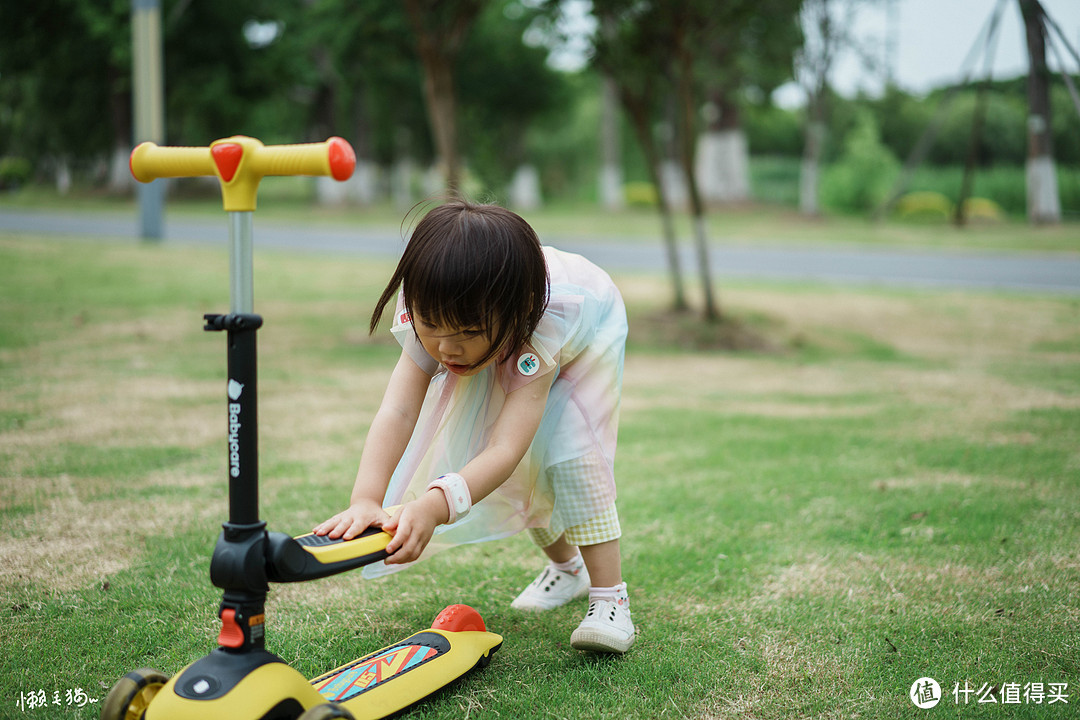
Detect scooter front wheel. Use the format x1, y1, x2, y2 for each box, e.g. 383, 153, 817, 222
297, 702, 356, 720
100, 668, 169, 720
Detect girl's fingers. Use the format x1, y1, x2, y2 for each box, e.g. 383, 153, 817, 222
383, 508, 407, 556
382, 507, 403, 532
312, 516, 340, 537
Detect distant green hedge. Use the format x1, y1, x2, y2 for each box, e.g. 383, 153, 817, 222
749, 155, 1080, 218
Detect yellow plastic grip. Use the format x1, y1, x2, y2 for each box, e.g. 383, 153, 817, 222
129, 143, 214, 181
129, 135, 356, 212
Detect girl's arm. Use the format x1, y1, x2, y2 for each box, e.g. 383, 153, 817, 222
313, 349, 430, 540
382, 370, 555, 563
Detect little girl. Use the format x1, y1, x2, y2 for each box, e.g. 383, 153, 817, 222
314, 200, 634, 653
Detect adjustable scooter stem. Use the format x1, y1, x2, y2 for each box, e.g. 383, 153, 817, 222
203, 264, 266, 650
131, 135, 354, 534
131, 136, 357, 652
211, 209, 260, 527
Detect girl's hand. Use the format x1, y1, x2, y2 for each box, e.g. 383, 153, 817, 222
381, 491, 450, 564
313, 498, 389, 541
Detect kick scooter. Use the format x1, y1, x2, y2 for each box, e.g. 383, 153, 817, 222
104, 136, 502, 720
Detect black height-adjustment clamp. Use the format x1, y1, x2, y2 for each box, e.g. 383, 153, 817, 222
204, 313, 264, 332
210, 522, 270, 594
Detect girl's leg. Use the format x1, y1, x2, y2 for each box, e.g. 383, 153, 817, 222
579, 538, 622, 588
540, 533, 582, 565
572, 537, 635, 654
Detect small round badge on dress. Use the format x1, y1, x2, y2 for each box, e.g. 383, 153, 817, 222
517, 352, 540, 376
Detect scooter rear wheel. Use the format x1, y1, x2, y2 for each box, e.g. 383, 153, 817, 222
100, 668, 169, 720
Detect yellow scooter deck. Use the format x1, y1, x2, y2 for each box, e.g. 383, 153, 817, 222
312, 625, 502, 720
137, 608, 501, 720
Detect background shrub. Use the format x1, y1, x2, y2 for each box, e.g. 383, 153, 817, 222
820, 111, 900, 213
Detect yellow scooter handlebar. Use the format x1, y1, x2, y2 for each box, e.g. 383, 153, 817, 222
130, 135, 356, 211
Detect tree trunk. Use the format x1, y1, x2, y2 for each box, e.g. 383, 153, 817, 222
348, 86, 378, 204
599, 73, 624, 210
659, 96, 687, 208
800, 82, 827, 216
421, 57, 461, 194
310, 45, 344, 206
675, 31, 719, 322
107, 64, 132, 194
402, 0, 482, 197
1020, 0, 1061, 224
799, 121, 825, 216
625, 98, 687, 312
392, 127, 414, 209
696, 88, 749, 204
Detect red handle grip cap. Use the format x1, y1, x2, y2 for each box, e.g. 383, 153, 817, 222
328, 137, 357, 182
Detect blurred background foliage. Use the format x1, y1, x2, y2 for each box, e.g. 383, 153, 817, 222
0, 0, 1078, 217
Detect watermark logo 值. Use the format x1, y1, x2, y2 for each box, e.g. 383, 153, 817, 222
910, 677, 942, 709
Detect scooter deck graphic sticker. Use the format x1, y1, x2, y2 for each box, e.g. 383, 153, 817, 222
313, 632, 450, 703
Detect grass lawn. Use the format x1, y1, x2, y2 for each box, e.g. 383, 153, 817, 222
1, 228, 1077, 719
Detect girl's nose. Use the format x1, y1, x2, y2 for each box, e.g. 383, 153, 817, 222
439, 338, 462, 358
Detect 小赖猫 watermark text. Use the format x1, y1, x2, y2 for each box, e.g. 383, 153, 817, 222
15, 689, 98, 712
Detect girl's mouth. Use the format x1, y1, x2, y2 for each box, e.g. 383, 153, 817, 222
444, 362, 469, 375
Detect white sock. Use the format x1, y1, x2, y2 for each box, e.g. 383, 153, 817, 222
551, 555, 585, 576
589, 582, 630, 608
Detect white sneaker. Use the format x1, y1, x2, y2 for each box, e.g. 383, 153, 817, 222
570, 599, 636, 653
510, 564, 590, 611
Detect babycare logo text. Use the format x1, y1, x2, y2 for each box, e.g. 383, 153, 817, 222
228, 380, 244, 478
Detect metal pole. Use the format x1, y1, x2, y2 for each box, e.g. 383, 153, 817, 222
132, 0, 166, 240
229, 212, 255, 313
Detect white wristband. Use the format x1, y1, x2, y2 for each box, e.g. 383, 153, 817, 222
426, 473, 472, 524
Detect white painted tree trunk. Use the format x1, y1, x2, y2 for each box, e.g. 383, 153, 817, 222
660, 159, 687, 208
1026, 155, 1061, 224
56, 159, 72, 195
108, 145, 133, 194
799, 121, 826, 216
393, 157, 414, 209
315, 175, 348, 205
599, 164, 623, 210
423, 164, 444, 198
695, 129, 749, 203
314, 160, 379, 206
509, 164, 542, 211
799, 158, 820, 216
1020, 3, 1061, 225
349, 160, 378, 205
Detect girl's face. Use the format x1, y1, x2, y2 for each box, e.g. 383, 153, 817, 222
413, 312, 499, 376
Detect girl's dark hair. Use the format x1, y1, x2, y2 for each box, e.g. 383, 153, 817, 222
371, 200, 550, 368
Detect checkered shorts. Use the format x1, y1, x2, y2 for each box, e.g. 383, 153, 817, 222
528, 502, 622, 548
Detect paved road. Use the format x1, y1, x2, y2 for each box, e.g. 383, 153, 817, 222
2, 209, 1078, 294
